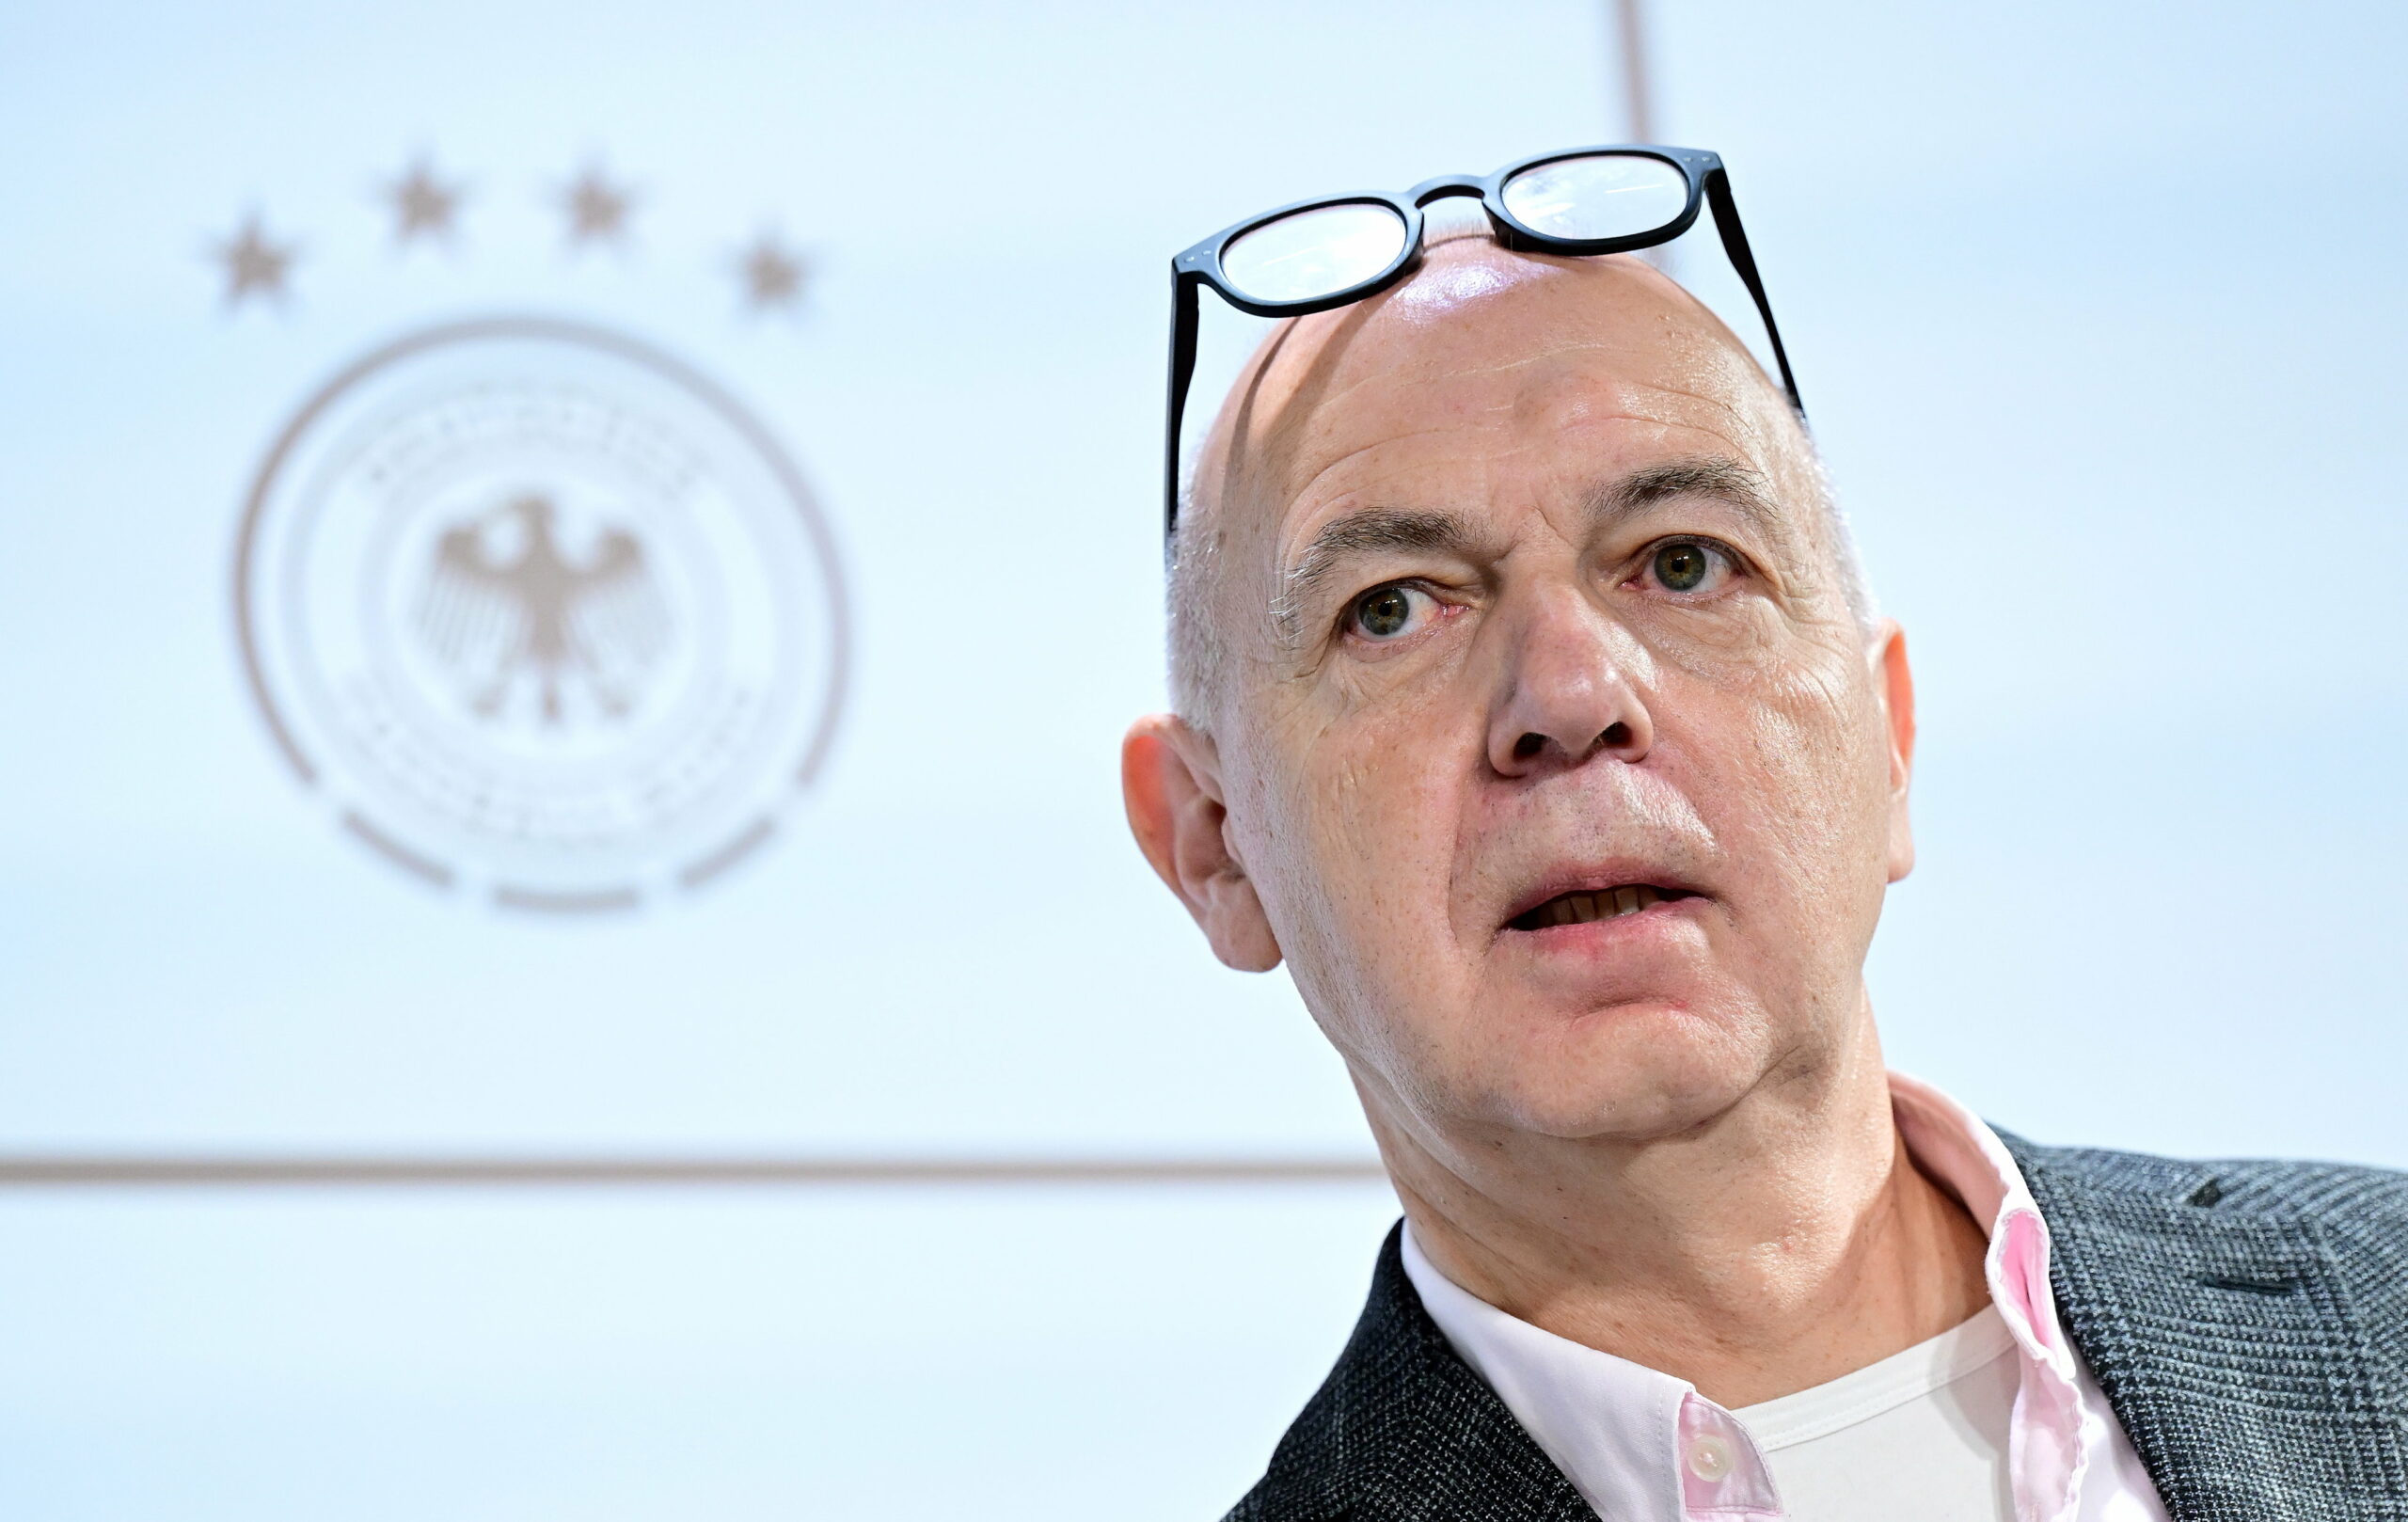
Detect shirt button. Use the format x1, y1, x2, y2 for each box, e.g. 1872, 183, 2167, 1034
1686, 1435, 1735, 1483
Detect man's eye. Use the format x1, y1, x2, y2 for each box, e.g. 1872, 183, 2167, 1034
1649, 541, 1729, 594
1347, 583, 1431, 641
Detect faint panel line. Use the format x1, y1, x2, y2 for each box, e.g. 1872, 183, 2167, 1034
1613, 0, 1656, 142
0, 1155, 1391, 1188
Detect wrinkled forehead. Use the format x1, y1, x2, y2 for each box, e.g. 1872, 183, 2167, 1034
1197, 244, 1806, 563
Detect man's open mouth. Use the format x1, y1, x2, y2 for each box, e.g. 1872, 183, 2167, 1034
1505, 884, 1698, 932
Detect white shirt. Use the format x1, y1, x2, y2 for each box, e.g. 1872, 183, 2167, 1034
1735, 1305, 2020, 1519
1399, 1072, 2171, 1522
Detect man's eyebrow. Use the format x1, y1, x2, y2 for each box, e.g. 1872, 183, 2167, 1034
1590, 456, 1796, 547
1275, 507, 1476, 638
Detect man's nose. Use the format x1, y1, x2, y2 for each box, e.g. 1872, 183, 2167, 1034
1485, 595, 1654, 778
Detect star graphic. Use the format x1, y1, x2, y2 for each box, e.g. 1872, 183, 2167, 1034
212, 212, 296, 308
561, 164, 634, 247
737, 232, 809, 313
387, 156, 464, 246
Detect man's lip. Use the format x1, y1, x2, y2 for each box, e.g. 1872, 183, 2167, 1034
1498, 869, 1708, 934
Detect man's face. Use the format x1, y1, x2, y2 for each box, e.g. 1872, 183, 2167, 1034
1132, 244, 1913, 1148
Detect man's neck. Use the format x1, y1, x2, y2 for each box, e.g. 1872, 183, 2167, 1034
1369, 1027, 1991, 1409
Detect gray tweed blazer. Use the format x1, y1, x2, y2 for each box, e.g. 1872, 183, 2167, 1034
1224, 1136, 2408, 1521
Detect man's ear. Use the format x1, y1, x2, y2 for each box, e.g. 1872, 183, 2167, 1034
1870, 620, 1916, 884
1121, 713, 1283, 972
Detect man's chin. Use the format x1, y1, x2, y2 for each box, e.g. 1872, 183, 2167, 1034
1477, 999, 1771, 1144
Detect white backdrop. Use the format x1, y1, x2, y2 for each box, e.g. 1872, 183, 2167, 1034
2, 2, 2403, 1516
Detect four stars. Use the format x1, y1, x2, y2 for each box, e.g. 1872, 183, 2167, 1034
213, 156, 808, 314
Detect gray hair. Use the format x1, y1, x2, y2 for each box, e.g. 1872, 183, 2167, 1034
1164, 474, 1228, 728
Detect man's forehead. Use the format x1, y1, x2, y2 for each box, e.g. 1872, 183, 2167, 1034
1201, 243, 1798, 557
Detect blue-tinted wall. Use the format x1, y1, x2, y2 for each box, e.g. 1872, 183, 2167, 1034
2, 2, 2401, 1514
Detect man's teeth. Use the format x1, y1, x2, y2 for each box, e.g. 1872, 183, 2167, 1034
1533, 885, 1667, 927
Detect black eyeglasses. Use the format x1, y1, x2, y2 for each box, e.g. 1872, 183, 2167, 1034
1164, 144, 1801, 538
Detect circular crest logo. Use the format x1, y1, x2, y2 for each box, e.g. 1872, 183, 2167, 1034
234, 316, 848, 911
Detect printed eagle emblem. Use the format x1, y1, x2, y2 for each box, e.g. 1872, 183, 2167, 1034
415, 493, 671, 725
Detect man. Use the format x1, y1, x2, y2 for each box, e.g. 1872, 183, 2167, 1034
1122, 166, 2408, 1522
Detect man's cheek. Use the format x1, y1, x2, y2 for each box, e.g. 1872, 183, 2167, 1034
1310, 718, 1431, 833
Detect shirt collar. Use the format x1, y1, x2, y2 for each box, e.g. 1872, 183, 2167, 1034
1400, 1224, 1780, 1522
1400, 1071, 2096, 1522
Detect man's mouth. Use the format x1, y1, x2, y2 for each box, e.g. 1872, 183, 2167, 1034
1504, 884, 1699, 932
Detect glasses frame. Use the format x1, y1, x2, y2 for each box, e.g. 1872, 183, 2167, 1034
1164, 144, 1802, 539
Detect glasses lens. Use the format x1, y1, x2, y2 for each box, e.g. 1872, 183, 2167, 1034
1499, 153, 1689, 243
1219, 201, 1409, 304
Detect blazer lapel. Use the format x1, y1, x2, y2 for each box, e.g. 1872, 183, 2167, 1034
2016, 1142, 2408, 1521
1229, 1225, 1596, 1522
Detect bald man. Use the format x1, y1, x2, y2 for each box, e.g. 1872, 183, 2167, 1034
1123, 208, 2408, 1522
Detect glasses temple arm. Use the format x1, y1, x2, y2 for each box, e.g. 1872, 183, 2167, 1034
1164, 269, 1203, 543
1703, 168, 1805, 419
